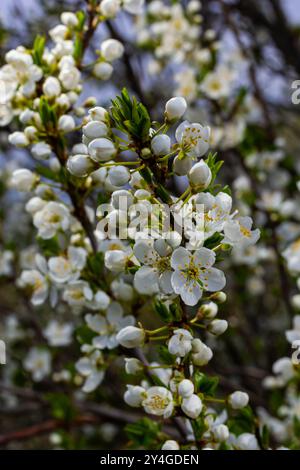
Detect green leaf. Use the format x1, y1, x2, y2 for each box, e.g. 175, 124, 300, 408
158, 345, 175, 365
204, 232, 224, 250
194, 371, 219, 396
37, 236, 60, 257
46, 393, 76, 421
154, 300, 173, 323
260, 424, 270, 449
110, 88, 151, 143
76, 11, 86, 31
32, 35, 46, 66
125, 418, 161, 448
73, 35, 83, 62
227, 406, 256, 435
191, 417, 207, 439
76, 325, 97, 345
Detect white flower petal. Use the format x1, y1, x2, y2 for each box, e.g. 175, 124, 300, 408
134, 266, 159, 294
171, 247, 190, 270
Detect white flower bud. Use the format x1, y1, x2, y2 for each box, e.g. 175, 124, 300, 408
88, 106, 108, 122
111, 189, 134, 209
24, 126, 37, 140
104, 250, 127, 272
188, 159, 212, 189
100, 0, 121, 18
19, 109, 35, 124
178, 379, 194, 398
10, 169, 37, 192
49, 24, 68, 42
210, 291, 227, 303
292, 294, 300, 309
56, 93, 71, 108
101, 39, 124, 62
49, 158, 61, 172
191, 339, 213, 366
8, 132, 29, 147
58, 115, 75, 133
173, 155, 193, 176
67, 91, 79, 104
236, 433, 259, 450
43, 77, 61, 97
151, 134, 171, 156
88, 138, 116, 162
199, 301, 218, 319
83, 120, 108, 139
161, 440, 180, 450
165, 97, 187, 121
60, 12, 79, 28
208, 319, 228, 336
181, 394, 203, 419
108, 166, 130, 187
213, 424, 229, 442
124, 358, 143, 375
229, 391, 249, 409
67, 154, 94, 177
26, 197, 46, 214
93, 62, 113, 80
31, 142, 52, 160
59, 67, 81, 90
124, 385, 145, 407
72, 143, 88, 154
116, 326, 145, 348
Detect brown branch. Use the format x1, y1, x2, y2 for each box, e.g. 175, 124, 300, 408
0, 415, 99, 446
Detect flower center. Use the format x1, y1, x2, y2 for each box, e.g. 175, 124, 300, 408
148, 394, 168, 410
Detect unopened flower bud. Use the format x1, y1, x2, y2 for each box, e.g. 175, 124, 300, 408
10, 169, 38, 192
188, 159, 212, 189
162, 440, 180, 450
213, 424, 229, 442
67, 154, 94, 177
178, 379, 194, 398
228, 391, 249, 409
93, 62, 113, 80
165, 97, 187, 122
117, 326, 145, 348
209, 291, 227, 304
58, 115, 76, 133
124, 358, 143, 375
124, 385, 145, 407
181, 394, 203, 419
88, 138, 116, 162
151, 134, 171, 156
101, 39, 124, 62
108, 166, 130, 187
208, 319, 228, 336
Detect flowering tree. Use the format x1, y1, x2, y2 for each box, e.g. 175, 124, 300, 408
0, 0, 300, 451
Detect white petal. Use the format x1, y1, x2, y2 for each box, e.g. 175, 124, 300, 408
180, 281, 202, 306
193, 247, 216, 268
200, 267, 226, 292
171, 247, 190, 270
83, 371, 104, 393
134, 266, 159, 294
133, 239, 156, 264
159, 270, 174, 294
171, 270, 187, 294
92, 335, 108, 349
107, 301, 123, 323
76, 357, 93, 376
